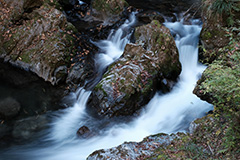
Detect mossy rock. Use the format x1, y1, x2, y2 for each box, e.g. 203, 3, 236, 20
88, 21, 181, 118
135, 20, 181, 79
194, 41, 240, 109
0, 0, 78, 85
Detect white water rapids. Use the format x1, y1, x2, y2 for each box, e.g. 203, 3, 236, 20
1, 13, 213, 160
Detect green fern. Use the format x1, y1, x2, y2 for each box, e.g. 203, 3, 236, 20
211, 0, 239, 26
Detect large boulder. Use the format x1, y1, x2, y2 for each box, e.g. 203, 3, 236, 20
134, 20, 181, 80
199, 10, 230, 64
88, 20, 181, 118
0, 0, 77, 85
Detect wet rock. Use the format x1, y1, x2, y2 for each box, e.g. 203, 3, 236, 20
0, 60, 69, 122
87, 133, 176, 159
76, 125, 91, 138
0, 0, 78, 85
12, 115, 48, 140
66, 63, 86, 86
0, 97, 21, 119
66, 56, 95, 90
88, 20, 181, 118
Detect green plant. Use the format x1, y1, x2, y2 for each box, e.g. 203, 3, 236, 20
199, 32, 240, 154
210, 0, 240, 26
223, 113, 240, 151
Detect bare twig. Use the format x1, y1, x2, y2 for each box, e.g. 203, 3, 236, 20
207, 142, 214, 155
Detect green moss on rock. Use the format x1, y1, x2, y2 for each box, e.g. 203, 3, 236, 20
0, 0, 78, 85
192, 1, 240, 157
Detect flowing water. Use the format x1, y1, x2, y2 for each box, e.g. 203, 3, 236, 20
0, 14, 213, 160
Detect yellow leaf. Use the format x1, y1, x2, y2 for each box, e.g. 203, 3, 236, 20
216, 129, 221, 136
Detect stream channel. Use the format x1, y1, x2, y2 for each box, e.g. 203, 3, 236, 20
0, 12, 213, 160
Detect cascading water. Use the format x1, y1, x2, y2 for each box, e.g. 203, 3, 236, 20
47, 12, 137, 142
0, 14, 213, 160
94, 12, 136, 71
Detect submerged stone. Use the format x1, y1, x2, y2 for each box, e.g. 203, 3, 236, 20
76, 125, 92, 138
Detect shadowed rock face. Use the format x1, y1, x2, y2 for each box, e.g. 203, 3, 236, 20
88, 20, 181, 118
0, 98, 21, 119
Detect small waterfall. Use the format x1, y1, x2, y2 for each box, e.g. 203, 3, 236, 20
94, 12, 136, 71
47, 12, 137, 142
0, 15, 213, 160
48, 88, 91, 141
131, 20, 211, 134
